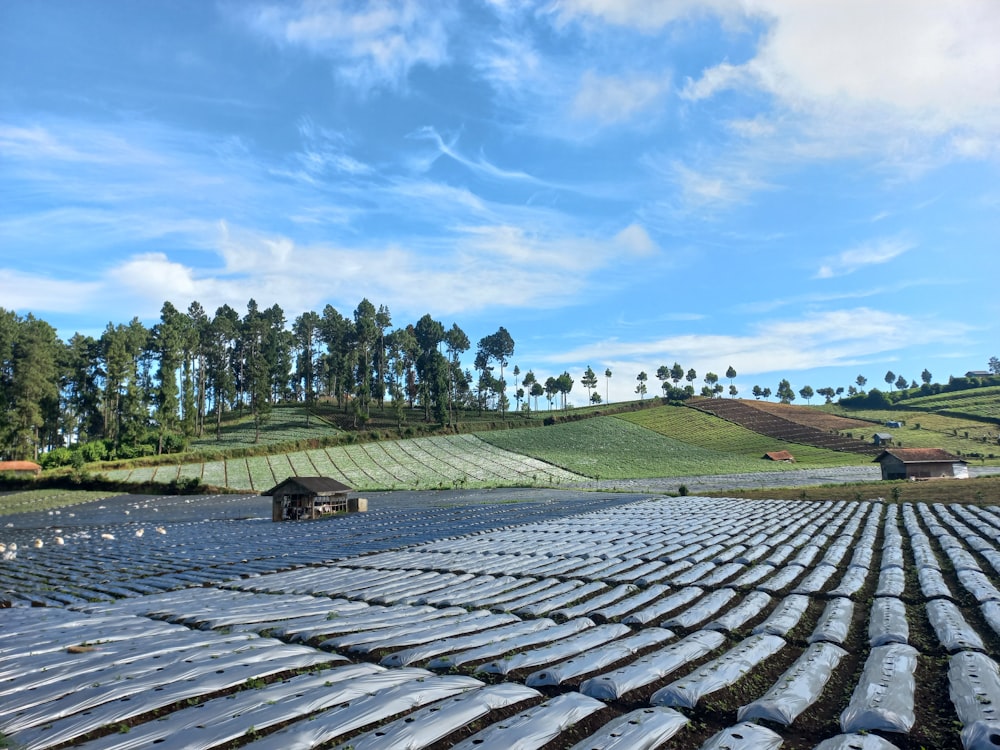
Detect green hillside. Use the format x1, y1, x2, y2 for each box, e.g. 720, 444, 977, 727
478, 413, 859, 479
617, 406, 862, 466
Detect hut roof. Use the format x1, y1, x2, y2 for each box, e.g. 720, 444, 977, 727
0, 460, 42, 472
262, 477, 352, 496
872, 448, 966, 465
763, 450, 795, 461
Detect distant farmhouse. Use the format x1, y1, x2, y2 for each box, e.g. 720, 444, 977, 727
873, 448, 968, 481
763, 451, 795, 462
0, 461, 42, 477
966, 370, 992, 378
872, 432, 894, 447
264, 477, 367, 521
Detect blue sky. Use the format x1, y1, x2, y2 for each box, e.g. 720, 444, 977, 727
2, 0, 999, 404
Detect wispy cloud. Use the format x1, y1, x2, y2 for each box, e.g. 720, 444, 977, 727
571, 70, 670, 126
237, 0, 457, 91
815, 237, 915, 279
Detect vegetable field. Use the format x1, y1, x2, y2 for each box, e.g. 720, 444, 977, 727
100, 434, 586, 491
618, 406, 861, 467
480, 416, 860, 479
4, 491, 1000, 748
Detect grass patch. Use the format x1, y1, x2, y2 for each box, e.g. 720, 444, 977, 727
701, 474, 1000, 504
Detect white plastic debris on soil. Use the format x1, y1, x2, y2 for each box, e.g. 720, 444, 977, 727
840, 643, 918, 734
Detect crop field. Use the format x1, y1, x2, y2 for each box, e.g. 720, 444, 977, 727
824, 407, 1000, 459
900, 385, 1000, 421
618, 406, 862, 467
5, 490, 1000, 748
479, 416, 859, 479
189, 405, 342, 450
0, 489, 122, 517
99, 434, 585, 491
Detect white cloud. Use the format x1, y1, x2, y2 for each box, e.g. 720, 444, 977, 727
544, 307, 957, 380
613, 223, 658, 256
572, 71, 669, 125
686, 1, 1000, 145
552, 0, 741, 30
816, 237, 915, 279
241, 0, 455, 90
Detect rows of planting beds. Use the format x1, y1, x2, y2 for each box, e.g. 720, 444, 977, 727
4, 495, 1000, 748
100, 434, 585, 491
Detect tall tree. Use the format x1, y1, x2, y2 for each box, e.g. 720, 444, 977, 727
152, 301, 186, 451
884, 370, 896, 391
444, 323, 470, 425
604, 368, 612, 403
522, 370, 538, 411
799, 385, 814, 404
556, 371, 574, 409
1, 314, 62, 459
704, 372, 719, 397
635, 371, 648, 399
206, 305, 239, 439
725, 365, 737, 386
292, 310, 322, 425
581, 366, 598, 402
921, 368, 933, 385
186, 301, 209, 437
776, 378, 795, 403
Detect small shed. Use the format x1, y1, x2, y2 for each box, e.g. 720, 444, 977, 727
263, 477, 366, 521
873, 448, 969, 481
763, 451, 795, 462
0, 461, 42, 477
873, 432, 894, 447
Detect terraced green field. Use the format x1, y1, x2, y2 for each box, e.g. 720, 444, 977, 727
824, 406, 1000, 459
478, 416, 855, 479
617, 406, 862, 466
100, 434, 584, 492
902, 385, 1000, 419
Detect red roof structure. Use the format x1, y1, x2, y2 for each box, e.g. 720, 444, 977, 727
763, 451, 795, 462
0, 461, 42, 475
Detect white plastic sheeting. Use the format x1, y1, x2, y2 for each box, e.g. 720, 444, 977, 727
478, 623, 631, 675
567, 707, 689, 750
526, 627, 674, 686
698, 721, 783, 749
328, 682, 541, 750
840, 643, 918, 734
71, 663, 386, 750
664, 588, 737, 629
869, 597, 909, 647
239, 674, 486, 750
580, 630, 726, 700
875, 567, 905, 598
552, 584, 639, 621
752, 594, 809, 637
446, 692, 606, 750
918, 566, 952, 600
809, 597, 854, 645
705, 591, 772, 633
926, 599, 986, 653
651, 633, 786, 709
813, 734, 902, 750
382, 618, 561, 667
949, 651, 1000, 750
426, 618, 594, 670
738, 641, 848, 725
623, 586, 704, 625
591, 584, 671, 622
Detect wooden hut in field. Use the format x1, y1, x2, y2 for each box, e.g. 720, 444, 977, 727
873, 448, 968, 481
0, 461, 42, 477
872, 432, 894, 447
763, 451, 795, 462
264, 477, 366, 521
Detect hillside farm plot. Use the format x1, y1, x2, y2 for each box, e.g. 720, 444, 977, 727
479, 416, 836, 478
619, 406, 862, 467
101, 434, 587, 491
6, 493, 1000, 748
